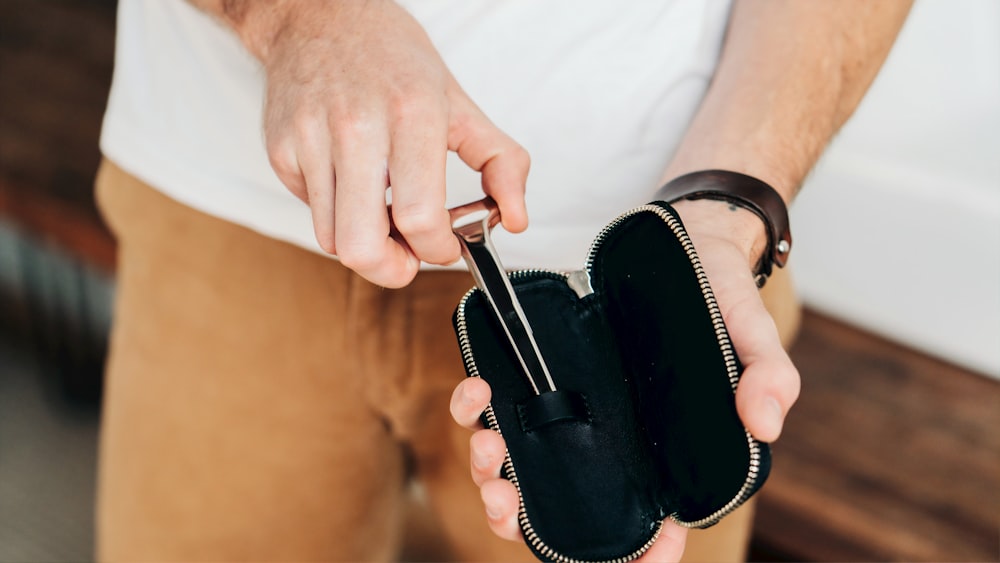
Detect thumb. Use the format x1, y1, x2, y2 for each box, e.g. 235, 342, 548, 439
709, 259, 800, 442
446, 81, 530, 234
728, 291, 801, 443
689, 234, 800, 442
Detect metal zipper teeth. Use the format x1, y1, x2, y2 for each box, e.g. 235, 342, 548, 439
454, 271, 662, 563
455, 198, 766, 550
584, 204, 764, 529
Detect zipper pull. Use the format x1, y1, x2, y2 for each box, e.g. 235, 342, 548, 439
450, 198, 556, 395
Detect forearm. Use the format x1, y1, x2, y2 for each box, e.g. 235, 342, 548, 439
664, 0, 911, 268
664, 0, 912, 202
185, 0, 306, 61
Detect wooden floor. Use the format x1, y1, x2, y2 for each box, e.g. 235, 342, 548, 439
752, 311, 999, 562
1, 2, 998, 562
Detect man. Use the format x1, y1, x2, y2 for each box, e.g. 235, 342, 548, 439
95, 1, 910, 560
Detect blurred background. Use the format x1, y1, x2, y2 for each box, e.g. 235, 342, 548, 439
0, 1, 997, 562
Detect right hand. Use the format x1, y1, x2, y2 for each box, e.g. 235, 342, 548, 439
244, 0, 530, 287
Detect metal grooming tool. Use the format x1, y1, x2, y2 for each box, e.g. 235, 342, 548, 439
450, 198, 556, 395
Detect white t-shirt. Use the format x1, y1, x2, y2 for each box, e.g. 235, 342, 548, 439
100, 0, 731, 272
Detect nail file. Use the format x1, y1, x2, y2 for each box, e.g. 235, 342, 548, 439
450, 198, 556, 395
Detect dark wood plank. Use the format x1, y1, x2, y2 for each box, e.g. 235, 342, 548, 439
752, 310, 1000, 562
0, 0, 117, 269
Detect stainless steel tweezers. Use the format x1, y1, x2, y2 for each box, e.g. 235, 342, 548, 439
450, 198, 556, 395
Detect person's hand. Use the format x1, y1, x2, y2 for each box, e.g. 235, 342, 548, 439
241, 0, 529, 287
670, 199, 801, 442
450, 380, 690, 561
448, 199, 800, 561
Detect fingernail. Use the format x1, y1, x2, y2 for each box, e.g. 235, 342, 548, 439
472, 451, 491, 470
485, 504, 502, 520
461, 385, 477, 406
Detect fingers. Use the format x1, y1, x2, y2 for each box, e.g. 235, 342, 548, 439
479, 141, 530, 234
476, 475, 689, 558
471, 434, 690, 557
448, 84, 530, 234
449, 377, 491, 429
328, 90, 528, 287
480, 478, 523, 542
329, 121, 420, 288
266, 111, 341, 257
451, 378, 520, 543
475, 472, 691, 556
295, 122, 337, 251
266, 135, 308, 204
635, 521, 688, 563
470, 429, 505, 486
269, 92, 522, 288
388, 101, 461, 266
452, 379, 505, 486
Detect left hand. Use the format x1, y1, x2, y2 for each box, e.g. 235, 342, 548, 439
452, 376, 690, 561
448, 198, 800, 560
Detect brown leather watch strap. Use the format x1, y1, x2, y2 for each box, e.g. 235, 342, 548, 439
658, 170, 792, 287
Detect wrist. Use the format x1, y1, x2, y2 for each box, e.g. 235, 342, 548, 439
671, 198, 768, 272
211, 0, 299, 62
657, 170, 792, 287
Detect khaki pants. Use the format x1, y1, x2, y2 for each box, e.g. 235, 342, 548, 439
94, 160, 799, 562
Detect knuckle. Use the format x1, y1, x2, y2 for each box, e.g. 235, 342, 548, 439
509, 143, 531, 171
759, 360, 801, 409
333, 110, 378, 141
782, 365, 802, 402
390, 94, 423, 123
448, 109, 473, 143
266, 139, 298, 178
390, 92, 442, 128
292, 113, 325, 148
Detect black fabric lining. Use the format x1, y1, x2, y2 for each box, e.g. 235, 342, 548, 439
452, 203, 770, 561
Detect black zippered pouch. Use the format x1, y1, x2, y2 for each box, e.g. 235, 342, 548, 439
452, 202, 770, 562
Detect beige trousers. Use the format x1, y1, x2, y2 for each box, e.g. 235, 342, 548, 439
94, 160, 799, 562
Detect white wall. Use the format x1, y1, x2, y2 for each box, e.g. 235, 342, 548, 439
793, 0, 1000, 377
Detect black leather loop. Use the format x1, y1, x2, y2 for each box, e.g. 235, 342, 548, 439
517, 390, 591, 433
658, 170, 792, 287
